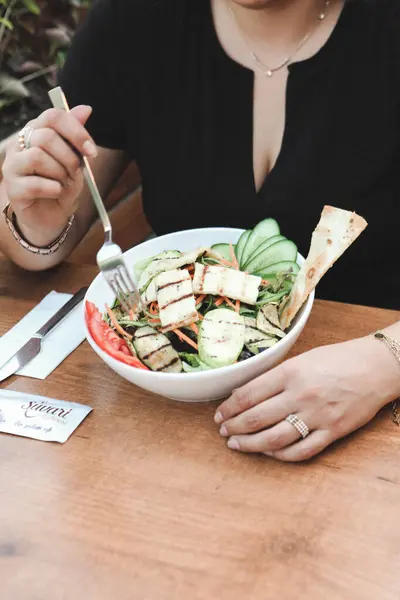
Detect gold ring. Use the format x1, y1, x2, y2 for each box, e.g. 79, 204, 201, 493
285, 414, 310, 439
18, 125, 34, 151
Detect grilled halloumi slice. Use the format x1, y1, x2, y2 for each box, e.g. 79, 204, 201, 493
155, 269, 197, 332
139, 248, 208, 304
134, 326, 182, 372
192, 264, 261, 305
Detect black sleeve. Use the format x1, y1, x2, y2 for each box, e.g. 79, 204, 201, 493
58, 0, 129, 151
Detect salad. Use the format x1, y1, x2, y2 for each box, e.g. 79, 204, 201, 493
85, 207, 368, 374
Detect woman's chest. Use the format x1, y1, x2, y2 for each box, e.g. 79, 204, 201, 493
135, 58, 399, 218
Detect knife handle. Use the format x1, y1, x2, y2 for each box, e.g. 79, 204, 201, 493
35, 287, 88, 339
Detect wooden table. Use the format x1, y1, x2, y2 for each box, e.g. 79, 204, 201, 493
1, 257, 400, 600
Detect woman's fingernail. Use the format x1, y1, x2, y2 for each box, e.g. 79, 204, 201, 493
263, 452, 274, 457
227, 438, 240, 451
219, 425, 228, 437
83, 140, 97, 158
214, 411, 224, 424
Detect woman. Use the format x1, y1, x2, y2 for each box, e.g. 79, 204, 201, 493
0, 0, 399, 461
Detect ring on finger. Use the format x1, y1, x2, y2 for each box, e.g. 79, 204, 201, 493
285, 414, 310, 439
18, 124, 35, 151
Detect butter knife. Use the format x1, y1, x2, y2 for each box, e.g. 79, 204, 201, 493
0, 287, 88, 383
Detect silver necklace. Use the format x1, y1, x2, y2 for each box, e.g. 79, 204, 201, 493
228, 0, 331, 77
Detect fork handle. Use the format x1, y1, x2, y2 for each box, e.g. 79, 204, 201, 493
81, 156, 112, 241
48, 87, 112, 238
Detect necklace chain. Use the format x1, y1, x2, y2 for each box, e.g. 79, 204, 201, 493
228, 0, 331, 77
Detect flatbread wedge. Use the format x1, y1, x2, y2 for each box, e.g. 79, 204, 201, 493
280, 205, 368, 330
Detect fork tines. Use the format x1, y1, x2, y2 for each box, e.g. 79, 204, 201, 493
105, 264, 142, 315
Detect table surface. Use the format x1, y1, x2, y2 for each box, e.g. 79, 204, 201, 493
1, 257, 400, 600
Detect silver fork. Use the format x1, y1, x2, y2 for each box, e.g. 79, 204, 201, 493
48, 86, 143, 314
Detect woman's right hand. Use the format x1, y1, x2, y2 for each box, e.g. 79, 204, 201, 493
1, 105, 97, 247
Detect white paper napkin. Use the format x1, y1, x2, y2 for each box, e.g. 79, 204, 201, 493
0, 291, 86, 380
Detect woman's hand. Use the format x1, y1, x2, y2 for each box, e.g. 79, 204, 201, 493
1, 105, 97, 247
214, 335, 400, 462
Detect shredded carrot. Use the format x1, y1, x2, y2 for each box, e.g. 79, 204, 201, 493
196, 294, 206, 304
129, 304, 138, 320
190, 323, 199, 335
198, 314, 204, 321
224, 297, 237, 310
261, 279, 271, 286
173, 329, 198, 351
222, 258, 235, 268
105, 304, 133, 340
229, 243, 239, 270
187, 264, 195, 272
213, 255, 234, 268
215, 296, 237, 309
235, 299, 240, 313
149, 301, 159, 315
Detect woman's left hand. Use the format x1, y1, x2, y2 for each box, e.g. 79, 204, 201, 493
214, 335, 400, 462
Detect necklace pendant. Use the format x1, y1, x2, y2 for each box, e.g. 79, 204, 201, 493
266, 69, 273, 77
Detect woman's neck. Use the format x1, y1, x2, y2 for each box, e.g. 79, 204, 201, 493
229, 0, 331, 51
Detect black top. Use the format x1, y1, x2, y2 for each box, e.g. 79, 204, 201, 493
60, 0, 400, 310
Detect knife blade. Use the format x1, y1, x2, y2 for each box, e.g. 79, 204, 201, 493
0, 287, 88, 383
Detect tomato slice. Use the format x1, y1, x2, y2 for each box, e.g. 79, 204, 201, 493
85, 301, 148, 370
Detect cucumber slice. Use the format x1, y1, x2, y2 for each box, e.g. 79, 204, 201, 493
241, 218, 280, 266
245, 240, 297, 274
242, 234, 286, 269
235, 230, 251, 267
211, 243, 232, 262
254, 260, 300, 278
198, 308, 245, 368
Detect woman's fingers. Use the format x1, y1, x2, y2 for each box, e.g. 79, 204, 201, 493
226, 419, 304, 453
219, 392, 292, 437
11, 146, 71, 184
34, 106, 97, 158
7, 176, 63, 203
29, 127, 82, 178
263, 430, 332, 463
215, 363, 287, 424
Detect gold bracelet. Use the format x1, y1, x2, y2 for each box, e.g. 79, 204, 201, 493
374, 331, 400, 426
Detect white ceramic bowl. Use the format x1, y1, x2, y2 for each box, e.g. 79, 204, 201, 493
84, 228, 314, 402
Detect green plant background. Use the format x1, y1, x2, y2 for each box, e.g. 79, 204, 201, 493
0, 0, 91, 138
